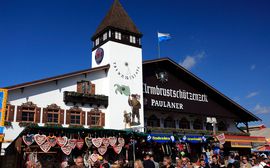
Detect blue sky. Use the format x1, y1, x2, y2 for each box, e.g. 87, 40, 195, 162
1, 0, 270, 127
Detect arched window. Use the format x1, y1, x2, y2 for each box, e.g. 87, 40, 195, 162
193, 119, 203, 130
164, 117, 175, 128
218, 121, 227, 131
147, 115, 160, 127
179, 117, 190, 129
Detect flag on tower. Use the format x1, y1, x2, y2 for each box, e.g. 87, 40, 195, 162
158, 32, 171, 42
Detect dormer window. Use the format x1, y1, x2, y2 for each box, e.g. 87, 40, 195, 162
77, 80, 96, 95
130, 36, 136, 44
103, 32, 107, 41
115, 31, 121, 40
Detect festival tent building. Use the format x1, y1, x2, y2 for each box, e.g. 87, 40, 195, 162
0, 0, 265, 167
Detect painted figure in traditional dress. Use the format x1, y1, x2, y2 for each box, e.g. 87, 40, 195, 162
128, 94, 141, 124
123, 110, 131, 128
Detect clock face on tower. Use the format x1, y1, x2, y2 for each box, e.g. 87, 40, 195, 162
112, 61, 140, 80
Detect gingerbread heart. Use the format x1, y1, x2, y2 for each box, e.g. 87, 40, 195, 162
61, 145, 72, 155
92, 138, 102, 148
22, 134, 34, 146
40, 141, 51, 153
90, 154, 99, 162
109, 136, 117, 146
34, 134, 47, 146
57, 136, 68, 147
118, 137, 125, 147
102, 138, 110, 147
98, 145, 107, 155
47, 136, 57, 147
113, 144, 122, 154
76, 138, 84, 150
85, 137, 92, 148
68, 139, 77, 149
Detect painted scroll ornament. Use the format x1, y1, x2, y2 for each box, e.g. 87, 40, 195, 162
92, 138, 102, 148
85, 137, 92, 148
76, 138, 84, 150
113, 144, 122, 154
118, 137, 125, 147
90, 154, 99, 162
98, 145, 107, 155
109, 136, 117, 146
61, 145, 72, 155
68, 139, 77, 149
47, 136, 57, 147
22, 134, 34, 146
114, 84, 131, 96
40, 141, 51, 153
102, 138, 110, 147
34, 134, 47, 146
57, 136, 68, 147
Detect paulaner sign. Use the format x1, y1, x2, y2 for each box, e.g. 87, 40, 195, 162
143, 84, 208, 110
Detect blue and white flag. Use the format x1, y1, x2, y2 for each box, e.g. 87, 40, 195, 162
158, 32, 171, 42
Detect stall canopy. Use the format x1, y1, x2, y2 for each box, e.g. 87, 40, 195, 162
225, 135, 266, 148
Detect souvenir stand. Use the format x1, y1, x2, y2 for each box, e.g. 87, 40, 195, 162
3, 125, 146, 168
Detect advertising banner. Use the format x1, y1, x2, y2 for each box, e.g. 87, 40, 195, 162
0, 89, 8, 129
147, 134, 175, 143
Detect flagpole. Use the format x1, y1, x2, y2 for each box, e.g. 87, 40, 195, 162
157, 31, 160, 58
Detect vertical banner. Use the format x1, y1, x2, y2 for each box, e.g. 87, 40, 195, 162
0, 89, 7, 142
0, 89, 8, 126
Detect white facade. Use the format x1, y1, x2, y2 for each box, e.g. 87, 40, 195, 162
2, 69, 110, 155
92, 41, 144, 129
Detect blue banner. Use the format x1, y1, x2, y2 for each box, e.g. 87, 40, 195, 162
181, 135, 207, 144
147, 134, 175, 143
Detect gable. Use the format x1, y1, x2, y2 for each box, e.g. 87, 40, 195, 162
143, 58, 260, 122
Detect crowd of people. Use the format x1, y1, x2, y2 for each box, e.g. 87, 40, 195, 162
63, 152, 270, 168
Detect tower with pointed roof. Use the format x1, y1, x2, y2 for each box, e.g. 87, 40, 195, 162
91, 0, 144, 129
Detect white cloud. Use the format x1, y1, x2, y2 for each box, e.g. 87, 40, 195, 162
253, 104, 270, 114
250, 64, 256, 71
246, 91, 259, 98
179, 51, 205, 70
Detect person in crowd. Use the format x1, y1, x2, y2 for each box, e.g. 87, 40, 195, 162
143, 154, 155, 168
176, 159, 182, 168
252, 158, 261, 168
240, 156, 252, 168
219, 157, 225, 168
134, 160, 144, 168
162, 156, 175, 168
179, 157, 192, 168
228, 153, 236, 168
210, 155, 220, 168
199, 158, 210, 168
150, 155, 160, 168
234, 155, 241, 168
70, 156, 85, 168
258, 155, 268, 168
